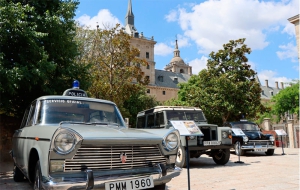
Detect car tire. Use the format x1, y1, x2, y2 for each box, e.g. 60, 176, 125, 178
234, 141, 245, 156
33, 160, 42, 190
13, 163, 25, 182
212, 149, 230, 165
175, 145, 187, 168
265, 149, 274, 156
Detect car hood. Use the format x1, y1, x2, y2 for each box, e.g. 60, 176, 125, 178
64, 124, 171, 145
243, 131, 271, 140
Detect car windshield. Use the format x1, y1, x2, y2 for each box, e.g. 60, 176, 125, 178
166, 110, 206, 122
232, 123, 259, 131
36, 99, 125, 126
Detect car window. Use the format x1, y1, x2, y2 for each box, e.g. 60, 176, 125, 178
20, 106, 30, 128
136, 116, 145, 128
154, 112, 165, 128
36, 99, 125, 126
166, 110, 206, 122
233, 123, 259, 131
26, 100, 37, 127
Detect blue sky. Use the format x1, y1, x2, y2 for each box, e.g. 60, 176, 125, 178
75, 0, 299, 88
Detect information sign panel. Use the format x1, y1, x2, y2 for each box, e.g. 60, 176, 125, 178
170, 120, 203, 136
275, 129, 287, 136
232, 128, 246, 136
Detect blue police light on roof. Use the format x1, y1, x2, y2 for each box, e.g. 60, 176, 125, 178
73, 80, 80, 89
62, 80, 88, 97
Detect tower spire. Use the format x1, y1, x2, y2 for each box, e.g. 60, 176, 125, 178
174, 39, 180, 57
125, 0, 134, 26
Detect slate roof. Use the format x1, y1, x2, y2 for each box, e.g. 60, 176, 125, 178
260, 85, 282, 100
151, 69, 191, 88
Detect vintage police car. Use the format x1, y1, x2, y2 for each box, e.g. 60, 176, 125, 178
10, 81, 181, 190
224, 120, 275, 156
136, 106, 233, 168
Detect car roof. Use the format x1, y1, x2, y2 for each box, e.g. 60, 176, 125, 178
35, 95, 116, 105
138, 106, 202, 114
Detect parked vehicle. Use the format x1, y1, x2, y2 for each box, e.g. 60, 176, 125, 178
224, 120, 275, 156
136, 106, 233, 168
10, 81, 181, 190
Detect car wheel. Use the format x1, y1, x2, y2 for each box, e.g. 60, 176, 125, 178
212, 149, 230, 165
13, 163, 25, 182
265, 149, 274, 156
175, 145, 187, 168
33, 160, 42, 190
234, 141, 245, 156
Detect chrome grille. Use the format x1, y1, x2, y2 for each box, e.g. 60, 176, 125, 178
64, 145, 166, 171
248, 140, 272, 146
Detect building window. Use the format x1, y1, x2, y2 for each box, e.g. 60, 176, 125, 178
145, 76, 150, 81
180, 69, 184, 73
174, 77, 178, 82
270, 91, 273, 96
147, 89, 150, 93
162, 91, 165, 95
158, 76, 163, 82
147, 64, 150, 69
146, 52, 149, 59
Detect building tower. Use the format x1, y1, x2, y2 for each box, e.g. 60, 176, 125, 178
164, 40, 192, 75
124, 0, 157, 85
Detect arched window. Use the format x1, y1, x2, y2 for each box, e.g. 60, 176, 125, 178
180, 69, 184, 73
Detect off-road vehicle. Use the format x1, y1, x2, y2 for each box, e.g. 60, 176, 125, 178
136, 106, 233, 168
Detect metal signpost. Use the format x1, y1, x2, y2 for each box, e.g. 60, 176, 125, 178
232, 128, 245, 164
275, 129, 287, 155
170, 120, 204, 190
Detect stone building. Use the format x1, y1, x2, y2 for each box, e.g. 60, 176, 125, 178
288, 14, 299, 59
124, 0, 192, 102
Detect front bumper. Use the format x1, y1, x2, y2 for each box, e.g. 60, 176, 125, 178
42, 164, 181, 190
241, 141, 275, 150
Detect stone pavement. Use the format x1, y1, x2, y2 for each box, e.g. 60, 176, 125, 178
0, 148, 299, 190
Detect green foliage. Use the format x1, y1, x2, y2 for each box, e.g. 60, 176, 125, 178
271, 81, 299, 122
163, 98, 189, 106
122, 86, 160, 127
178, 39, 264, 125
0, 0, 90, 117
75, 24, 149, 107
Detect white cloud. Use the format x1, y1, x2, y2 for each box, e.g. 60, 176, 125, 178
154, 43, 173, 56
188, 56, 208, 74
165, 10, 178, 22
76, 9, 122, 29
258, 70, 293, 88
170, 34, 190, 48
166, 0, 299, 54
276, 42, 298, 62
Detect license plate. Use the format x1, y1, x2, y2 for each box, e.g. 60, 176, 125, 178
105, 177, 154, 190
254, 148, 266, 152
203, 141, 221, 146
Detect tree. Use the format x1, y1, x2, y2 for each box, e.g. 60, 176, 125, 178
178, 38, 263, 125
75, 24, 149, 107
271, 81, 299, 122
0, 0, 90, 117
122, 86, 160, 127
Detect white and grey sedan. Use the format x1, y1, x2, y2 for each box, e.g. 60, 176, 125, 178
10, 84, 181, 190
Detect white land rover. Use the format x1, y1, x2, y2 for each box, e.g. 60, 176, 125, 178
136, 106, 234, 168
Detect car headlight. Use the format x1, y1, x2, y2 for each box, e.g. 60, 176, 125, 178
269, 135, 275, 141
243, 136, 248, 142
163, 132, 179, 151
54, 132, 76, 154
222, 131, 228, 139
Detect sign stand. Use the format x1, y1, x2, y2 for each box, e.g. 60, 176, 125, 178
170, 120, 204, 190
275, 129, 287, 156
280, 136, 285, 155
185, 136, 191, 190
234, 141, 244, 164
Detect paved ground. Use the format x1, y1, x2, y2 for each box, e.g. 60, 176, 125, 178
0, 148, 299, 190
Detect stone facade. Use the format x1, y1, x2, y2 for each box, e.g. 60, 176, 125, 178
288, 14, 299, 59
